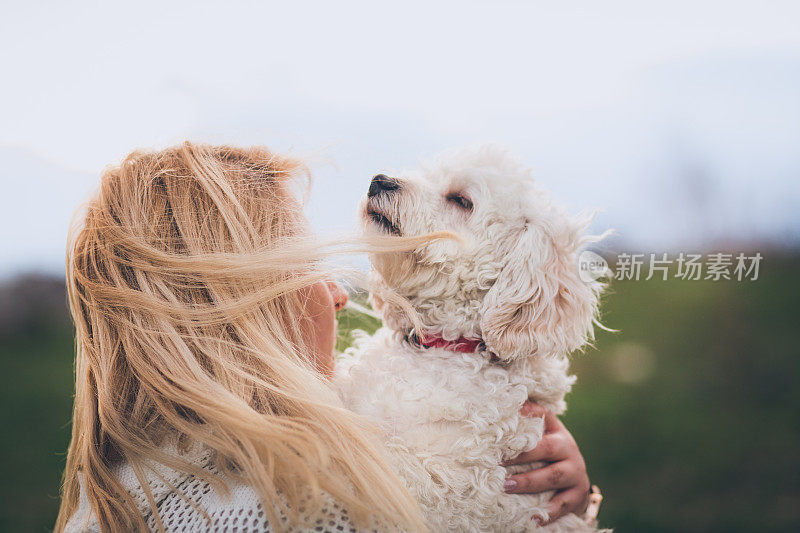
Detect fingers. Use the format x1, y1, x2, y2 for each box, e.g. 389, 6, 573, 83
504, 461, 580, 494
506, 402, 573, 466
520, 401, 562, 433
503, 433, 571, 465
520, 401, 548, 420
511, 401, 593, 525
543, 486, 592, 525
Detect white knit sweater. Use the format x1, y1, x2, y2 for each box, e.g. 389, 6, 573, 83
65, 441, 366, 533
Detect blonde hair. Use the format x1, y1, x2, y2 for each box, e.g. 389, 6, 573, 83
56, 142, 430, 532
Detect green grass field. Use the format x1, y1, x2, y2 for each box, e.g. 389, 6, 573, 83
1, 256, 798, 531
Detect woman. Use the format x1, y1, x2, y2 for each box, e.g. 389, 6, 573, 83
56, 143, 593, 532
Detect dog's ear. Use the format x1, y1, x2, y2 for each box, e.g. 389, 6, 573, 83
480, 221, 603, 360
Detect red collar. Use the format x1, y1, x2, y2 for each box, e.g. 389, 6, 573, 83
414, 332, 501, 363
417, 333, 484, 353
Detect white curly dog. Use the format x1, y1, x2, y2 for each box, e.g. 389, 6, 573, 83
334, 146, 608, 532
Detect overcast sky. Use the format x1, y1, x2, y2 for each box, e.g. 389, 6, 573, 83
1, 1, 799, 277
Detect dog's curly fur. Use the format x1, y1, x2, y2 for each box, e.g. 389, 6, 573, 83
334, 146, 608, 532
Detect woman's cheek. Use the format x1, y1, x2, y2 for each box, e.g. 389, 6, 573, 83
302, 281, 337, 378
315, 310, 336, 378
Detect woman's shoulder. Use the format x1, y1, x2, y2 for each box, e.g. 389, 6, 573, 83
65, 467, 272, 532
153, 473, 362, 532
65, 440, 364, 532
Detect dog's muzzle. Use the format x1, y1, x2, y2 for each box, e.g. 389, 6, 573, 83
368, 174, 401, 198
365, 174, 402, 235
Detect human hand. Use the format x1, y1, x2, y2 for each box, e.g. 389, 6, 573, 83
503, 402, 591, 525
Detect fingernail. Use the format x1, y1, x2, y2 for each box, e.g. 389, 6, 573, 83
503, 479, 517, 492
534, 516, 544, 526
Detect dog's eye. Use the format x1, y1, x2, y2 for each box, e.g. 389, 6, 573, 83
446, 192, 473, 211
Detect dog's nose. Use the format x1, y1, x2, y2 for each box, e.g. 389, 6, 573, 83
368, 174, 401, 198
